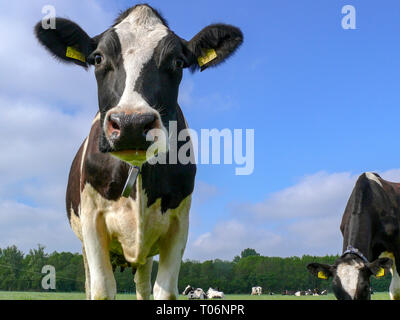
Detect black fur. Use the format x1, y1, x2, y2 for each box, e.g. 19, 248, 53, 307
188, 24, 244, 72
34, 18, 95, 68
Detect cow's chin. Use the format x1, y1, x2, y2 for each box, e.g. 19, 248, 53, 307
110, 150, 148, 166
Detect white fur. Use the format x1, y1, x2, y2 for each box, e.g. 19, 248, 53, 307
366, 172, 383, 187
207, 287, 225, 299
79, 174, 191, 299
336, 261, 363, 299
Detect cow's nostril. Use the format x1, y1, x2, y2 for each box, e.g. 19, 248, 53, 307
108, 114, 122, 139
111, 120, 120, 131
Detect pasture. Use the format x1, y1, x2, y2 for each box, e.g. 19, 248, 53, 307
0, 291, 390, 300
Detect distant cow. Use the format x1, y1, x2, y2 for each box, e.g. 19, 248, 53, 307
251, 286, 262, 295
321, 290, 328, 295
305, 289, 313, 296
183, 285, 207, 300
34, 4, 243, 300
307, 173, 395, 300
207, 287, 225, 299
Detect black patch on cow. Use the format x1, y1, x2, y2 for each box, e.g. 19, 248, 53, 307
89, 29, 126, 153
141, 105, 196, 212
133, 32, 184, 126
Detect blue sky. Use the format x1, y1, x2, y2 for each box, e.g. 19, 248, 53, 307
1, 0, 400, 260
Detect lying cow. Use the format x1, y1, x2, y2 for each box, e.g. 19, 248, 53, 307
183, 285, 207, 300
207, 287, 225, 299
307, 172, 395, 300
251, 286, 262, 295
34, 4, 243, 300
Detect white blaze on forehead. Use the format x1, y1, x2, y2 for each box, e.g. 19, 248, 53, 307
337, 261, 363, 299
114, 6, 168, 108
366, 172, 383, 188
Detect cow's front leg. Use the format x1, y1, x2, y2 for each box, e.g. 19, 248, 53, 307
82, 245, 91, 300
153, 213, 189, 300
81, 211, 116, 300
134, 257, 153, 300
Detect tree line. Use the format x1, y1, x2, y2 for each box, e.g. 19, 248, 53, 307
0, 246, 391, 294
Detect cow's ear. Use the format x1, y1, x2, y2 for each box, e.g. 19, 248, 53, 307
34, 18, 96, 69
186, 24, 243, 72
307, 263, 335, 280
367, 258, 393, 278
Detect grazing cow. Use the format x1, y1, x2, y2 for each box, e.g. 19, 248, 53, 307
251, 286, 262, 295
295, 291, 305, 296
207, 287, 225, 299
307, 172, 395, 300
183, 285, 207, 299
34, 4, 243, 300
321, 290, 328, 295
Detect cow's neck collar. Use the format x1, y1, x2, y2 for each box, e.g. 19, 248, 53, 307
342, 245, 369, 264
121, 165, 141, 198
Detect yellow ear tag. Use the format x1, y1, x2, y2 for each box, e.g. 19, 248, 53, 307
318, 271, 328, 279
66, 46, 86, 63
197, 48, 217, 67
376, 268, 385, 278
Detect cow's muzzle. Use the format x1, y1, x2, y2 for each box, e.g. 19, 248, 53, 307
106, 111, 160, 152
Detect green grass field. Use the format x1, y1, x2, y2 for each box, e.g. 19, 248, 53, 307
0, 291, 391, 300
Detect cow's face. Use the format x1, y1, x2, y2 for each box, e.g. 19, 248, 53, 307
35, 4, 243, 165
307, 255, 392, 300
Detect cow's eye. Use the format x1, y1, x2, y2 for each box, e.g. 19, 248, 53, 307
94, 54, 103, 65
175, 58, 185, 69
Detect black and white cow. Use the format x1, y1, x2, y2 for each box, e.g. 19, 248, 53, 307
34, 4, 243, 300
182, 285, 207, 299
307, 172, 396, 300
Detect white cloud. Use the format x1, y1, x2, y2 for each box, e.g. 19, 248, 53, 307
186, 219, 282, 261
186, 169, 400, 260
233, 171, 356, 221
0, 201, 80, 253
0, 1, 110, 254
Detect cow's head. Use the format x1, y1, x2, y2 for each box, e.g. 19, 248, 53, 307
307, 254, 392, 300
34, 4, 243, 165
